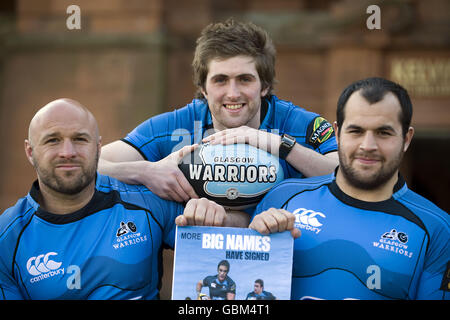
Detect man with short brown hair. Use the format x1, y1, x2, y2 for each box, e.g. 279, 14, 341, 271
98, 19, 338, 218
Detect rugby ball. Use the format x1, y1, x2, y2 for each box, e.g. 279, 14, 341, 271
179, 143, 284, 209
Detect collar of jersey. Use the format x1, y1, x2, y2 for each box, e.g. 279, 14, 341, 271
329, 166, 407, 210
27, 175, 118, 224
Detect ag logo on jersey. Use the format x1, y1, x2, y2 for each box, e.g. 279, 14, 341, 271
113, 221, 148, 250
372, 229, 413, 258
292, 208, 326, 234
116, 221, 137, 237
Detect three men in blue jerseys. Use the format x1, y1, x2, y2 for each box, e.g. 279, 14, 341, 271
1, 18, 448, 300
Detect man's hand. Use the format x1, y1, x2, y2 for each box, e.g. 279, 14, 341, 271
202, 126, 281, 155
143, 144, 199, 202
176, 198, 227, 227
202, 125, 339, 178
249, 208, 301, 239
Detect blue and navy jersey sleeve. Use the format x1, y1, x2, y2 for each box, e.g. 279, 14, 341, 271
303, 115, 337, 155
202, 275, 211, 286
395, 189, 449, 300
266, 96, 337, 179
284, 108, 337, 155
0, 268, 23, 299
102, 175, 184, 249
122, 100, 208, 161
256, 173, 448, 300
0, 198, 37, 300
0, 175, 186, 300
253, 175, 333, 220
140, 195, 184, 249
227, 277, 236, 293
122, 112, 174, 161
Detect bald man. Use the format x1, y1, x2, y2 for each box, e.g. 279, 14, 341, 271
0, 99, 226, 300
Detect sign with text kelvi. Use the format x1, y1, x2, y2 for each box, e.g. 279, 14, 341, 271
171, 226, 293, 300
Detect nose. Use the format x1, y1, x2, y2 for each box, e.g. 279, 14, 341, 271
58, 139, 77, 158
360, 131, 378, 151
226, 80, 240, 100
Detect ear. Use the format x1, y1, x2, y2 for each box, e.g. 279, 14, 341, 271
24, 139, 35, 166
97, 136, 102, 157
201, 87, 208, 99
261, 86, 269, 97
332, 121, 340, 144
403, 126, 414, 152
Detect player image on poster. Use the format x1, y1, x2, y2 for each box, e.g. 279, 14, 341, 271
171, 226, 293, 300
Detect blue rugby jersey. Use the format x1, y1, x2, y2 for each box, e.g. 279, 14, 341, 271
202, 275, 236, 300
253, 172, 449, 300
122, 95, 337, 180
0, 174, 183, 300
246, 290, 276, 300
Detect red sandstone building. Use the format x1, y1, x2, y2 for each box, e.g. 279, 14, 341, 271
0, 1, 448, 298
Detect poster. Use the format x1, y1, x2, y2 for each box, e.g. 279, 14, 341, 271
171, 226, 293, 300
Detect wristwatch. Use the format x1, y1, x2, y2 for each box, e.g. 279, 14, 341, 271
279, 134, 296, 160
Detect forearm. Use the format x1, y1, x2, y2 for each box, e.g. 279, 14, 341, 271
286, 145, 338, 177
97, 158, 150, 185
251, 130, 338, 177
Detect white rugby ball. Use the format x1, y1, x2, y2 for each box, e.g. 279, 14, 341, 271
178, 143, 284, 208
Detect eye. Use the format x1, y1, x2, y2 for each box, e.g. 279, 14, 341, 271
378, 130, 392, 137
239, 75, 253, 82
347, 128, 362, 135
74, 136, 89, 142
44, 138, 59, 144
212, 76, 227, 84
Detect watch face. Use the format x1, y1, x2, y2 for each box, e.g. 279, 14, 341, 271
282, 134, 295, 146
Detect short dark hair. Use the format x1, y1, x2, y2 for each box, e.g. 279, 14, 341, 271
255, 279, 264, 287
192, 18, 276, 99
336, 77, 413, 137
217, 260, 230, 271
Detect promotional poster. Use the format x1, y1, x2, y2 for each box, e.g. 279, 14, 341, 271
172, 226, 294, 300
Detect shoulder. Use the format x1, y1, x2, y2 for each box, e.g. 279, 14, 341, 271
0, 195, 37, 266
270, 95, 319, 123
203, 275, 215, 283
0, 195, 36, 238
275, 174, 334, 190
270, 95, 315, 115
96, 174, 152, 201
269, 96, 336, 149
396, 187, 449, 234
271, 174, 334, 199
227, 276, 236, 285
258, 174, 334, 208
131, 99, 208, 131
151, 99, 208, 123
96, 174, 181, 212
263, 290, 275, 297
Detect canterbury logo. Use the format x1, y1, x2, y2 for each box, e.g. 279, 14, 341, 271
293, 208, 325, 227
292, 208, 326, 234
26, 252, 62, 276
